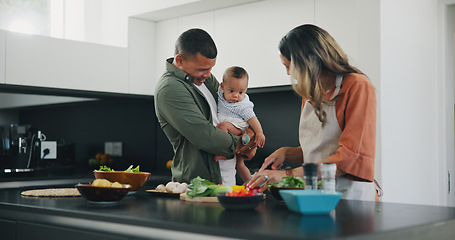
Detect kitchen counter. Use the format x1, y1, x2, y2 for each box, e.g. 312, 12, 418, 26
0, 181, 455, 240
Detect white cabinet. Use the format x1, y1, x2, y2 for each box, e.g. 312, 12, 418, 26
0, 0, 380, 96
154, 18, 179, 84
128, 18, 156, 95
315, 0, 380, 88
5, 32, 128, 93
153, 0, 314, 89
0, 30, 5, 84
213, 0, 314, 88
151, 0, 379, 90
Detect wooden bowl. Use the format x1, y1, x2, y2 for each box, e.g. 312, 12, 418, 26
93, 170, 151, 192
76, 183, 131, 203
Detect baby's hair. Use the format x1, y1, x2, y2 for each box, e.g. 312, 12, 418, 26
223, 66, 249, 83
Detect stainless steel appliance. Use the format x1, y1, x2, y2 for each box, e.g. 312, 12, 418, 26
0, 124, 42, 175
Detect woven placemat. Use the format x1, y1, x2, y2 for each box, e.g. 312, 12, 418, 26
21, 188, 81, 197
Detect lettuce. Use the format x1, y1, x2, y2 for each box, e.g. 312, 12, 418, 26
187, 176, 231, 198
268, 175, 305, 188
98, 165, 114, 172
124, 165, 141, 173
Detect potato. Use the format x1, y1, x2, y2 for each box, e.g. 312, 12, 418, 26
111, 182, 123, 188
92, 179, 111, 187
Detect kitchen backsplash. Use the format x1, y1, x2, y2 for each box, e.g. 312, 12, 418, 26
2, 89, 301, 175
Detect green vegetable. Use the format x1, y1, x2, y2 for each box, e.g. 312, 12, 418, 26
98, 165, 114, 172
268, 175, 305, 188
124, 165, 141, 173
187, 176, 231, 198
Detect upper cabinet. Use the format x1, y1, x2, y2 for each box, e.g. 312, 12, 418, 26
315, 0, 380, 89
0, 0, 379, 96
152, 0, 314, 89
5, 32, 129, 93
128, 18, 156, 96
134, 0, 262, 95
0, 30, 5, 84
150, 0, 379, 91
213, 0, 314, 88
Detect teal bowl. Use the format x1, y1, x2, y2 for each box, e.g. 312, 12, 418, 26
279, 190, 342, 215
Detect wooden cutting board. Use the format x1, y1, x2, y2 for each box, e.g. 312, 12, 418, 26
179, 192, 219, 203
179, 192, 266, 202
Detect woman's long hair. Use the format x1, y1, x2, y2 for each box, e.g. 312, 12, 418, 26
279, 24, 363, 126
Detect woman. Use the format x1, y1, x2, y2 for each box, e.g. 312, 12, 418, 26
247, 24, 378, 201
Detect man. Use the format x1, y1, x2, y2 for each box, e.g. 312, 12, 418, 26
154, 28, 256, 184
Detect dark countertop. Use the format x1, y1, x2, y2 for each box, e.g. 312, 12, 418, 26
1, 180, 455, 240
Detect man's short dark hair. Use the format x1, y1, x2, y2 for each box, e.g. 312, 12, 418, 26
175, 28, 217, 59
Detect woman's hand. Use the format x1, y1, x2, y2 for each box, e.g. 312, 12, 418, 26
246, 170, 286, 192
259, 147, 287, 171
236, 128, 257, 161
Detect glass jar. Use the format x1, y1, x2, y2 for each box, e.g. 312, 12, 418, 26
303, 163, 318, 190
321, 163, 336, 192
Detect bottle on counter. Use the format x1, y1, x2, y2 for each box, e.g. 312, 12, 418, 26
303, 163, 318, 190
321, 163, 337, 192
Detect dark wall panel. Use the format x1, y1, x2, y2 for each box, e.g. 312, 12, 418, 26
15, 89, 302, 175
19, 99, 158, 172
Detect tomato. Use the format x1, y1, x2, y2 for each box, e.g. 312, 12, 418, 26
247, 186, 261, 193
226, 188, 256, 197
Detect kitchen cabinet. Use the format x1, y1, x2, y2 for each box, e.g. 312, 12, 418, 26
213, 0, 314, 88
154, 18, 179, 87
128, 18, 156, 95
0, 218, 16, 240
314, 0, 380, 88
151, 0, 379, 90
0, 30, 5, 84
153, 0, 314, 89
0, 0, 380, 96
5, 32, 129, 93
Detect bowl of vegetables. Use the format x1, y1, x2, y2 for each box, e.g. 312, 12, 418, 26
76, 179, 131, 204
93, 165, 151, 192
268, 176, 305, 201
217, 185, 264, 210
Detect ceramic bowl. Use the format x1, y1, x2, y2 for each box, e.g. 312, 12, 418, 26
93, 170, 151, 192
279, 190, 342, 215
217, 193, 264, 210
76, 183, 131, 204
268, 186, 305, 201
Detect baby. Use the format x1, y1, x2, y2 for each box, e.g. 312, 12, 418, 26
216, 66, 265, 184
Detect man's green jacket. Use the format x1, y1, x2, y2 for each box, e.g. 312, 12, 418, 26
154, 58, 239, 184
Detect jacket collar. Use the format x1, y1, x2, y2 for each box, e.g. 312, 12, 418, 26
166, 58, 192, 84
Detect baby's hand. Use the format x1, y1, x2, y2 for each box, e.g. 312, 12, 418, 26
255, 132, 266, 148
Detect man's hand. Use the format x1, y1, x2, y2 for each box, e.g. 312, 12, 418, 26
236, 128, 257, 161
